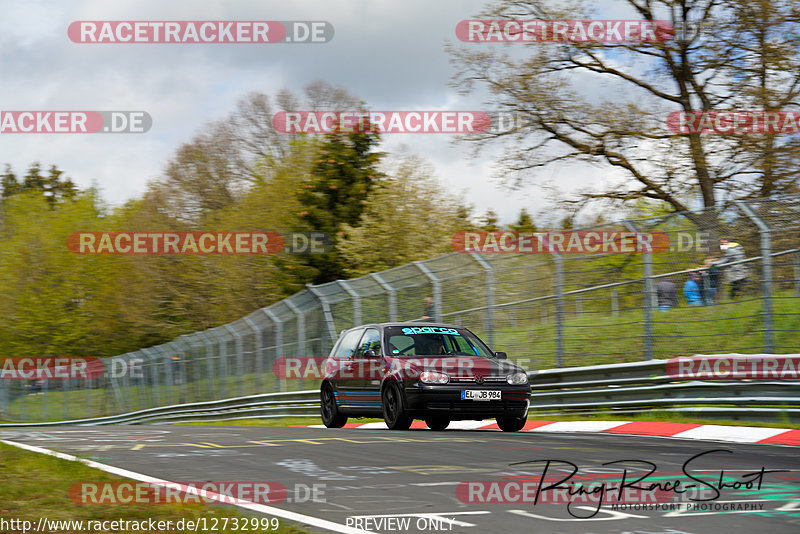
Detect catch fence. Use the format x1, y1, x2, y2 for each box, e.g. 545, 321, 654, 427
2, 196, 799, 421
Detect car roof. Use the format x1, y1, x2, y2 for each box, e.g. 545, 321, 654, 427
340, 322, 466, 333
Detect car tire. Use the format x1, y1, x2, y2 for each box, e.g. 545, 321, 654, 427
320, 382, 347, 428
496, 415, 526, 432
425, 416, 450, 431
382, 383, 413, 430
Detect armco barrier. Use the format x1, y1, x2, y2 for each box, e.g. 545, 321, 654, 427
1, 355, 797, 426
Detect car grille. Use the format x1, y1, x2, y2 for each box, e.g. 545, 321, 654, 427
448, 375, 507, 384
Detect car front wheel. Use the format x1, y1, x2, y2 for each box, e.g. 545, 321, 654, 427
496, 415, 526, 432
320, 383, 347, 428
425, 416, 450, 431
382, 383, 413, 430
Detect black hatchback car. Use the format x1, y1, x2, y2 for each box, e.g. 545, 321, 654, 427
319, 323, 531, 431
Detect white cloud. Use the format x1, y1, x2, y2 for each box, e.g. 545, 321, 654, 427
0, 0, 634, 224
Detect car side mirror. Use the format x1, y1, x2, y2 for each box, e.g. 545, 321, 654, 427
363, 349, 378, 358
494, 351, 507, 360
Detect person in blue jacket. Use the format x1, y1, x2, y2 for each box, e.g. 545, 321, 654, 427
683, 272, 703, 305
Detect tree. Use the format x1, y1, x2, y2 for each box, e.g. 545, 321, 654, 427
1, 163, 77, 206
450, 0, 800, 218
480, 209, 500, 231
509, 208, 537, 232
337, 155, 471, 276
0, 191, 122, 359
296, 128, 384, 283
152, 81, 363, 225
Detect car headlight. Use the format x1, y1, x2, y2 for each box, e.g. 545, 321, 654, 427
420, 371, 450, 384
507, 372, 528, 385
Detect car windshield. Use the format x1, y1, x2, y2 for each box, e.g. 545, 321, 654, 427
383, 326, 494, 358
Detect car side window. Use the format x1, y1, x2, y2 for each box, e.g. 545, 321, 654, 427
449, 335, 478, 356
354, 328, 381, 358
332, 329, 364, 359
387, 335, 415, 355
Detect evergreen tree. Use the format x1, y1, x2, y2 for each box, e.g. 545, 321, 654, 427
1, 163, 77, 207
296, 128, 384, 283
508, 208, 537, 232
480, 209, 500, 231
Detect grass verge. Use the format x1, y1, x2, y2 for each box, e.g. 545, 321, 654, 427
0, 442, 312, 534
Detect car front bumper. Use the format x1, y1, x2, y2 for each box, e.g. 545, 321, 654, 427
404, 383, 530, 419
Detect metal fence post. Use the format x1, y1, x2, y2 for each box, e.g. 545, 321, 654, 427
336, 280, 361, 327
179, 334, 200, 404
794, 252, 800, 296
173, 337, 191, 404
224, 325, 245, 398
139, 348, 160, 408
264, 308, 285, 392
308, 285, 338, 350
625, 221, 653, 360
154, 345, 174, 406
470, 253, 495, 346
737, 200, 774, 353
200, 331, 217, 401
131, 351, 147, 412
371, 273, 397, 321
0, 379, 8, 420
284, 298, 307, 391
553, 254, 564, 367
209, 329, 228, 399
243, 317, 264, 393
107, 357, 126, 414
414, 261, 442, 322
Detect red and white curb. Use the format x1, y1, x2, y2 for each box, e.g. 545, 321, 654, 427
299, 420, 800, 446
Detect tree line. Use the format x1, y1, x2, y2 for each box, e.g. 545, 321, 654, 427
0, 83, 541, 360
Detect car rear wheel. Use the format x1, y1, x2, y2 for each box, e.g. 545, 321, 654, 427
382, 383, 413, 430
320, 383, 347, 428
496, 415, 526, 432
425, 416, 450, 431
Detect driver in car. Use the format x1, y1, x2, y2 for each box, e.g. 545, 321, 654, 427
416, 335, 448, 355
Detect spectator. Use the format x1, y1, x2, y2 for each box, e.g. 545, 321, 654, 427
656, 278, 678, 310
717, 238, 749, 299
700, 256, 720, 305
422, 296, 435, 322
683, 272, 703, 306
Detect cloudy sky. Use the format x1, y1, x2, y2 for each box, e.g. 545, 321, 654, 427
1, 0, 640, 223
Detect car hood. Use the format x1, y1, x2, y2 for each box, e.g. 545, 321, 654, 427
385, 355, 525, 379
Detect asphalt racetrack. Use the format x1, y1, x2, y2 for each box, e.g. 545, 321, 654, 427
2, 425, 799, 534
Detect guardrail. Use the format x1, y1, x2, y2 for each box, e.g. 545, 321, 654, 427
528, 357, 800, 423
0, 390, 320, 427
1, 356, 798, 427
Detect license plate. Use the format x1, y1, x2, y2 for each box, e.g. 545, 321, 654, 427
461, 390, 501, 401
